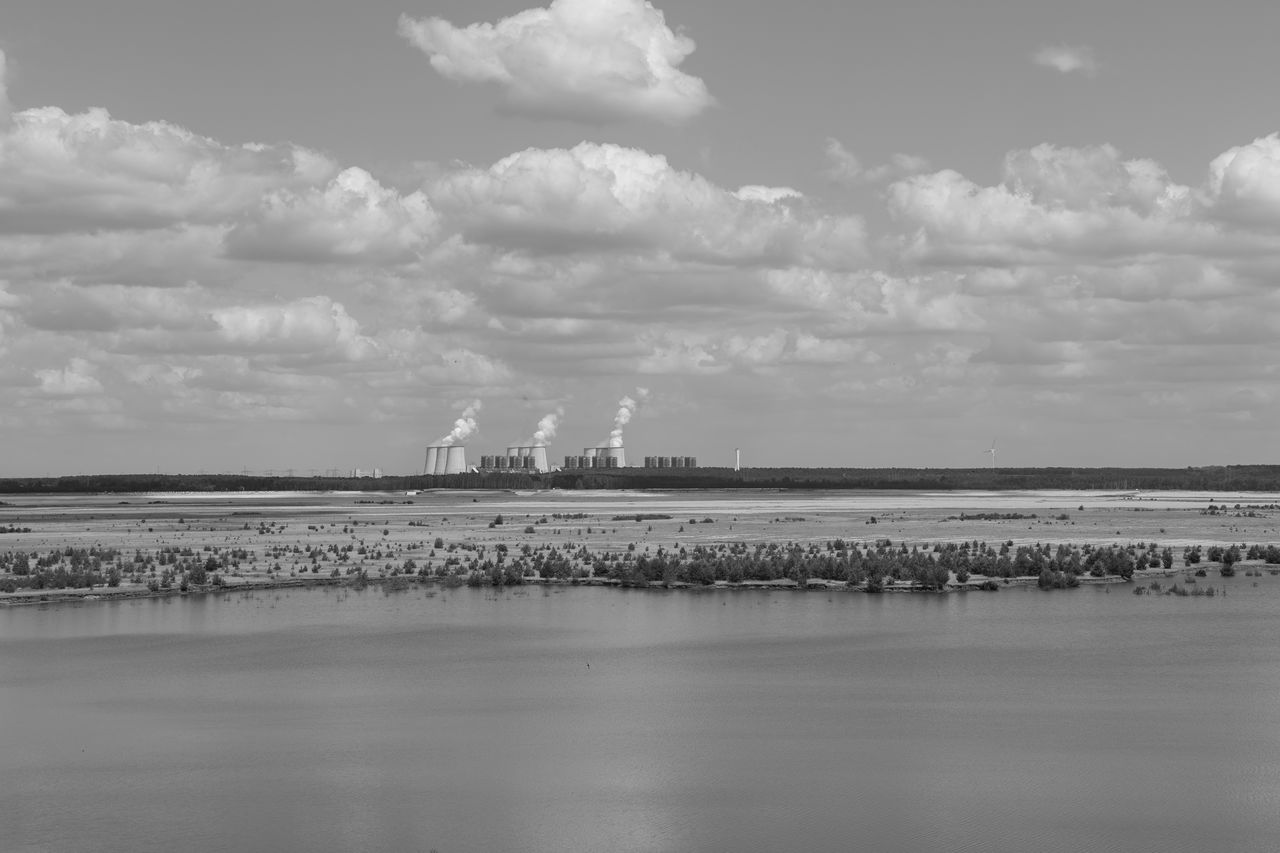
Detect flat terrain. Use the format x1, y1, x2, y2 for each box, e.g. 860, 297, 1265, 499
3, 489, 1278, 602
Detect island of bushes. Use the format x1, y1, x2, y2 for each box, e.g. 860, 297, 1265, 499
3, 536, 1274, 602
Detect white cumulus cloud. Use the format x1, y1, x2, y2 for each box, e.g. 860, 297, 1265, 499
887, 143, 1204, 265
225, 167, 437, 263
1204, 133, 1280, 225
398, 0, 713, 124
212, 296, 378, 362
431, 142, 865, 268
0, 103, 334, 235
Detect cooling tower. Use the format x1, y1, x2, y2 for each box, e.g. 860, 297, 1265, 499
529, 446, 549, 472
588, 445, 624, 466
583, 447, 599, 459
444, 445, 467, 475
424, 446, 439, 476
433, 446, 450, 475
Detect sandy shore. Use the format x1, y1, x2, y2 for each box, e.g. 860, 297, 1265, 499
2, 490, 1274, 605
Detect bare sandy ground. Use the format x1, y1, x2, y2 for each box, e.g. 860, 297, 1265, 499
2, 489, 1276, 603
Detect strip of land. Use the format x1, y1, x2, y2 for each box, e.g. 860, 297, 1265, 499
3, 491, 1275, 605
5, 464, 1280, 494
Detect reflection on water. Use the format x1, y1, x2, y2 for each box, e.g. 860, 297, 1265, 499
4, 583, 1280, 853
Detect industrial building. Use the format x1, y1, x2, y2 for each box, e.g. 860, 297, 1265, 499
644, 456, 698, 468
423, 445, 468, 475
477, 445, 550, 473
586, 445, 626, 467
562, 445, 626, 469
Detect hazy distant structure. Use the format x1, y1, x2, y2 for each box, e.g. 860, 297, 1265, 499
424, 445, 468, 475
986, 440, 998, 471
349, 468, 384, 478
443, 446, 467, 474
425, 400, 480, 475
577, 390, 646, 469
424, 445, 468, 474
584, 446, 626, 467
476, 409, 559, 473
477, 445, 550, 472
735, 448, 741, 472
566, 452, 620, 468
506, 445, 550, 473
643, 456, 697, 468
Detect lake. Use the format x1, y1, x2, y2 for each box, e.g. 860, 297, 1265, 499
4, 577, 1280, 853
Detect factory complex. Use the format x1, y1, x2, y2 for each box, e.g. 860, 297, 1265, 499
425, 443, 699, 475
423, 391, 695, 475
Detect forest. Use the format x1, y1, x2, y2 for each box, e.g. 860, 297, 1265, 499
4, 464, 1280, 494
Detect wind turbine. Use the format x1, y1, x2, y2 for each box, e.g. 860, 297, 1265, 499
985, 440, 997, 471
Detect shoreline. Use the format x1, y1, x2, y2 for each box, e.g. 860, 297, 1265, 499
0, 568, 1177, 608
3, 489, 1268, 608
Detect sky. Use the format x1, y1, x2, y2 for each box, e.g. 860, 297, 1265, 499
1, 0, 1279, 475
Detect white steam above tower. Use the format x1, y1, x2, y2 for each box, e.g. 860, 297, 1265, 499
424, 400, 480, 475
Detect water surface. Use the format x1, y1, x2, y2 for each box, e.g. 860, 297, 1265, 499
4, 579, 1280, 853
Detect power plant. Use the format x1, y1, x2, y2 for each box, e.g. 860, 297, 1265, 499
478, 445, 551, 473
644, 456, 697, 468
423, 444, 468, 475
563, 446, 626, 469
421, 392, 700, 476
423, 400, 481, 475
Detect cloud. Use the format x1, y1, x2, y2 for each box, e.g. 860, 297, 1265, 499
398, 0, 712, 124
224, 167, 437, 263
887, 143, 1204, 265
9, 43, 1280, 466
1204, 133, 1280, 225
431, 142, 866, 267
0, 48, 11, 126
638, 333, 725, 375
735, 185, 803, 203
23, 281, 208, 332
824, 138, 862, 184
1033, 44, 1098, 76
0, 104, 334, 234
824, 138, 930, 186
211, 296, 378, 362
35, 357, 103, 395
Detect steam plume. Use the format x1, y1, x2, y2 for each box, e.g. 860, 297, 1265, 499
607, 388, 649, 448
438, 399, 481, 446
0, 49, 10, 126
531, 406, 563, 447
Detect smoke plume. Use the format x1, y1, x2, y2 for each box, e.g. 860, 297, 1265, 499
607, 388, 649, 448
531, 407, 563, 446
438, 399, 481, 446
